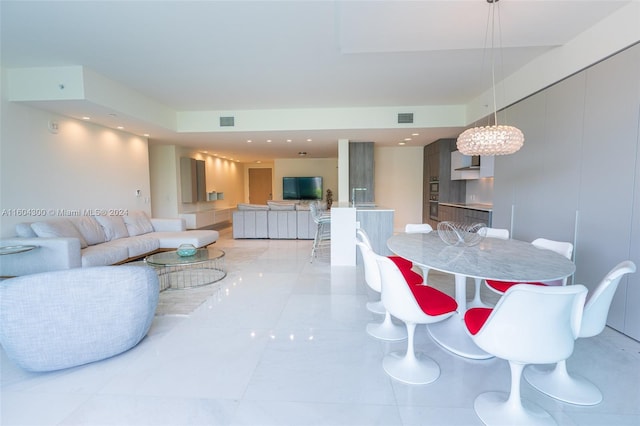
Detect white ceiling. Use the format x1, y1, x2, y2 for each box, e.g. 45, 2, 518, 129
1, 0, 636, 162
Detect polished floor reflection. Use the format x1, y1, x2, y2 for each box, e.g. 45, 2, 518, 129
2, 227, 639, 425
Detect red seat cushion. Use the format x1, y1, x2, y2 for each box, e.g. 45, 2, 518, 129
407, 283, 457, 316
400, 268, 423, 286
486, 279, 546, 293
388, 255, 412, 271
464, 307, 493, 335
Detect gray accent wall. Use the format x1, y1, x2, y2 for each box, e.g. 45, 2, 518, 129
492, 43, 640, 340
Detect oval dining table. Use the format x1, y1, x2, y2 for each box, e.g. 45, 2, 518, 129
387, 231, 576, 359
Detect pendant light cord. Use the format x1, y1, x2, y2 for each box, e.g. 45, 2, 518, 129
490, 0, 498, 127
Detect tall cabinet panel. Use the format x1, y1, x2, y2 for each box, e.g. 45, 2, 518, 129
493, 44, 640, 339
180, 157, 207, 203
422, 139, 465, 227
627, 103, 640, 339
349, 142, 374, 203
511, 75, 583, 244
492, 91, 547, 235
575, 45, 640, 334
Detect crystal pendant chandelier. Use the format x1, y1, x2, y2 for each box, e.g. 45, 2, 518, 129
457, 0, 524, 156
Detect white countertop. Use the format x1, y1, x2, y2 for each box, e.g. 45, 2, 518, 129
438, 202, 493, 212
331, 202, 394, 211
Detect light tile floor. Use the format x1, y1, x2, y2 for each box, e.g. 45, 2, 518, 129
2, 227, 639, 425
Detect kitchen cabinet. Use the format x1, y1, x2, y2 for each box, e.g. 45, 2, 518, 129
349, 142, 374, 203
422, 139, 466, 227
180, 157, 206, 203
438, 204, 492, 227
356, 207, 394, 264
451, 151, 495, 180
179, 207, 233, 229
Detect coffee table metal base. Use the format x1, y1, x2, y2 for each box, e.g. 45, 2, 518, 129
156, 263, 226, 290
145, 248, 226, 291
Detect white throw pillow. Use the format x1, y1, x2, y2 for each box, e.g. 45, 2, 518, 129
237, 203, 269, 211
31, 219, 88, 248
70, 216, 107, 246
123, 211, 154, 236
15, 222, 37, 238
95, 215, 129, 241
267, 201, 296, 211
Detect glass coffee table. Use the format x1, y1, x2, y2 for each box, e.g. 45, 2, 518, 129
145, 247, 226, 290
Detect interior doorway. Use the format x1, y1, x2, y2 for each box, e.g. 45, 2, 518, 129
248, 168, 273, 204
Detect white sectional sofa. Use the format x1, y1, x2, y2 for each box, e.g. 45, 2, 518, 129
232, 201, 319, 239
0, 211, 219, 276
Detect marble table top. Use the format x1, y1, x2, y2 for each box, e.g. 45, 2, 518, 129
387, 232, 575, 282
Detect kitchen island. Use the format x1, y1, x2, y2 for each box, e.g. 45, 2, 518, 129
330, 203, 394, 266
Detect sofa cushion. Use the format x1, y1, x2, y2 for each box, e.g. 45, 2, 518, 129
81, 244, 130, 267
95, 216, 129, 241
107, 236, 160, 258
70, 216, 107, 246
15, 222, 37, 238
31, 219, 88, 249
237, 203, 269, 211
267, 201, 296, 211
123, 211, 154, 236
152, 230, 219, 249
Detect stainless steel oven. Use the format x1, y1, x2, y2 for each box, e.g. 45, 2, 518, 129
429, 201, 439, 220
429, 193, 439, 220
429, 177, 439, 220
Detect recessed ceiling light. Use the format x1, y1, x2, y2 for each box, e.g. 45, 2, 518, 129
247, 140, 252, 143
306, 138, 312, 142
143, 133, 150, 137
82, 116, 91, 120
398, 142, 406, 146
412, 133, 419, 136
404, 137, 412, 141
286, 139, 292, 143
117, 126, 124, 130
266, 139, 272, 143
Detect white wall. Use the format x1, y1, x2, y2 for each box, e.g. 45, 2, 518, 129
0, 82, 152, 237
178, 148, 245, 213
149, 145, 179, 218
374, 146, 423, 232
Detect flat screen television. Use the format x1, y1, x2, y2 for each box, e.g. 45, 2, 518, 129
283, 176, 323, 200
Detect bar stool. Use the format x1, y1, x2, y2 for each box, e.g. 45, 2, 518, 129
309, 201, 330, 262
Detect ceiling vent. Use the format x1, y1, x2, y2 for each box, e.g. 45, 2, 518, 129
397, 113, 413, 124
220, 116, 235, 127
